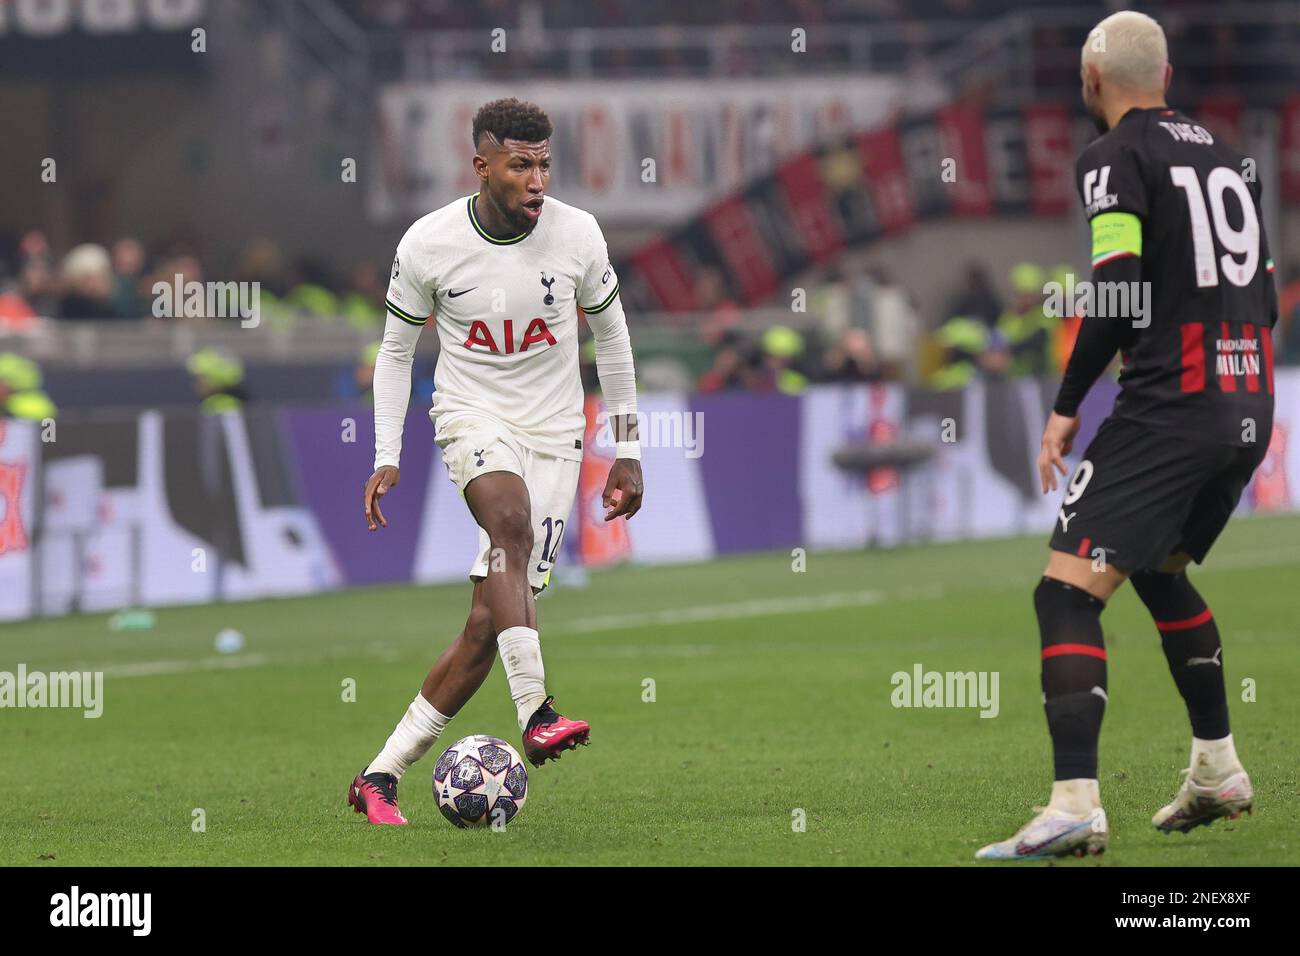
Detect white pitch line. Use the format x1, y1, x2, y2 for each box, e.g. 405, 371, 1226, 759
103, 654, 271, 678
82, 542, 1300, 680
96, 591, 893, 679
554, 589, 888, 634
546, 542, 1300, 636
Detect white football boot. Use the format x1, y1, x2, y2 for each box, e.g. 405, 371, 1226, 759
1153, 765, 1253, 833
976, 805, 1108, 860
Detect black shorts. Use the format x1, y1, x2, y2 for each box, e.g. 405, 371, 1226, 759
1049, 417, 1267, 572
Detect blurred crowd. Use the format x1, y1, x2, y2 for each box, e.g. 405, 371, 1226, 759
344, 0, 1295, 32
683, 264, 922, 395
0, 232, 390, 332
682, 261, 1066, 396
343, 0, 1298, 92
344, 0, 1011, 31
5, 240, 1300, 419
677, 259, 1300, 397
0, 353, 57, 421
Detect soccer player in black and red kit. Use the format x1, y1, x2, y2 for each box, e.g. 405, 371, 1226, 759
978, 10, 1276, 859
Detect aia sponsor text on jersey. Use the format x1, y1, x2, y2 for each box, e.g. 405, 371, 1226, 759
463, 318, 557, 354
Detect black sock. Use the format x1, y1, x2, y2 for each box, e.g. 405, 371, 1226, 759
1034, 576, 1107, 780
1129, 570, 1230, 740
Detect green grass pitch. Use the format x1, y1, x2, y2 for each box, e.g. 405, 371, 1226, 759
3, 515, 1297, 866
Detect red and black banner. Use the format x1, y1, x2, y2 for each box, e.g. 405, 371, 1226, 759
620, 99, 1296, 313
620, 102, 1087, 312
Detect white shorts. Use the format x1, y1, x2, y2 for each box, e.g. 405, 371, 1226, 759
436, 414, 581, 592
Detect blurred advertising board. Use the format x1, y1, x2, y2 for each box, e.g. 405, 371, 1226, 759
3, 370, 1298, 621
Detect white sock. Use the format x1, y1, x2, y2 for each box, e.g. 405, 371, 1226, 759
366, 694, 450, 780
1049, 778, 1101, 815
1190, 734, 1241, 781
497, 625, 547, 730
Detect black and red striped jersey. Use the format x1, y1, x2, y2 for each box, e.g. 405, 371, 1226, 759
1074, 106, 1278, 447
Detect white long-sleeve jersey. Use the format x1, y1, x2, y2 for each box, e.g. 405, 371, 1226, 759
372, 193, 637, 470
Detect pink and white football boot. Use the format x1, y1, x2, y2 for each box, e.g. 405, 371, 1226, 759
348, 769, 409, 825
522, 696, 590, 767
1153, 766, 1254, 833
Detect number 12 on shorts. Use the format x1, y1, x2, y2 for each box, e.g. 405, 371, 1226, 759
538, 517, 565, 570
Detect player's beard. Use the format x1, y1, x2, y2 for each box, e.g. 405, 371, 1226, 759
486, 183, 537, 235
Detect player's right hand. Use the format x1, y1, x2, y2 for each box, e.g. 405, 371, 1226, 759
1038, 412, 1080, 495
364, 465, 400, 530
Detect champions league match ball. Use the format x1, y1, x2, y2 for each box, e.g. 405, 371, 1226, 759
433, 735, 529, 829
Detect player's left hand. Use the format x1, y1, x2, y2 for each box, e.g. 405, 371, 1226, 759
602, 458, 643, 521
1038, 411, 1080, 494
364, 465, 400, 531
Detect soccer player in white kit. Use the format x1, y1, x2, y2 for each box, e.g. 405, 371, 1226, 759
348, 99, 643, 825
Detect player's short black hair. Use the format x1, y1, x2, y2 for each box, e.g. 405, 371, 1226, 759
472, 98, 553, 150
